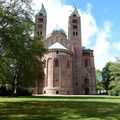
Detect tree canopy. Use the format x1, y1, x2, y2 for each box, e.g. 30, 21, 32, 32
102, 58, 120, 96
0, 0, 46, 95
108, 58, 120, 96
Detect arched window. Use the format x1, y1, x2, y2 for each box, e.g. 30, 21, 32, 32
85, 59, 90, 67
73, 14, 76, 17
84, 78, 89, 84
54, 59, 59, 67
73, 19, 77, 23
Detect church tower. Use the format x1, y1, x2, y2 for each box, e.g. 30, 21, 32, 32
35, 4, 47, 40
68, 6, 83, 94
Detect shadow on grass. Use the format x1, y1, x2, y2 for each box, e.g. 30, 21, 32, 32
31, 95, 120, 100
0, 99, 120, 120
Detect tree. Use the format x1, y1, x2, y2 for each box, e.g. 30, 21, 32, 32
0, 0, 46, 95
108, 58, 120, 96
102, 62, 113, 91
96, 70, 104, 94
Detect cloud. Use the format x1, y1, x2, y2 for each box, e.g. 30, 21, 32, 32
32, 0, 114, 70
93, 22, 115, 70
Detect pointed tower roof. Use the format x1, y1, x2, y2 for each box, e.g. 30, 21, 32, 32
37, 4, 47, 16
70, 5, 80, 17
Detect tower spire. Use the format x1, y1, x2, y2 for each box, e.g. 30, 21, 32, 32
38, 3, 47, 16
70, 4, 80, 17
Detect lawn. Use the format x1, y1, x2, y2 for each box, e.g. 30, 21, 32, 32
0, 95, 120, 120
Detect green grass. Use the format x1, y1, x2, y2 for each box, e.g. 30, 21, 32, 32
0, 96, 120, 120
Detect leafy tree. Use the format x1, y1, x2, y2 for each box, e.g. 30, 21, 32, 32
96, 70, 104, 94
108, 58, 120, 96
0, 0, 46, 95
102, 62, 113, 91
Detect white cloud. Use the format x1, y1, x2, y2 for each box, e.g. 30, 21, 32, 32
32, 0, 114, 70
81, 7, 98, 46
93, 22, 111, 56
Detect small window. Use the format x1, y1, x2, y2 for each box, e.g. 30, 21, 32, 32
85, 59, 90, 67
73, 19, 77, 23
68, 91, 69, 94
76, 32, 78, 36
73, 25, 77, 29
56, 51, 59, 54
37, 31, 39, 35
73, 32, 75, 36
54, 59, 59, 67
40, 31, 42, 35
38, 18, 43, 22
73, 14, 76, 17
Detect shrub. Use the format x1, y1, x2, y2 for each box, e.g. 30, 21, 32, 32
16, 86, 32, 96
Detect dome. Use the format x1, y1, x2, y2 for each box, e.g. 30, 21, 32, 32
53, 28, 67, 37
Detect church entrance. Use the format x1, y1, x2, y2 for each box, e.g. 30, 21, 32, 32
84, 87, 89, 95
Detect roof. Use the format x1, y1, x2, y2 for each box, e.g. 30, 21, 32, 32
37, 4, 47, 16
70, 5, 80, 17
82, 46, 93, 51
52, 28, 67, 37
49, 42, 68, 50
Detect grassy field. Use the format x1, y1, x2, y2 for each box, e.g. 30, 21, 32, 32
0, 95, 120, 120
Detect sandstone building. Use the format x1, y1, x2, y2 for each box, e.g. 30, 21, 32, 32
34, 4, 96, 95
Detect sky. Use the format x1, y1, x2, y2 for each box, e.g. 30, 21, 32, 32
32, 0, 120, 70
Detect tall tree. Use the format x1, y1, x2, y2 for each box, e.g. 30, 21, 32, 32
102, 62, 113, 91
0, 0, 46, 94
108, 58, 120, 96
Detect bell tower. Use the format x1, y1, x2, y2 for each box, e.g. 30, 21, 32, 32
68, 6, 83, 94
35, 4, 47, 40
68, 6, 82, 47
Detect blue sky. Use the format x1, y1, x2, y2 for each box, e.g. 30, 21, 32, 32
32, 0, 120, 70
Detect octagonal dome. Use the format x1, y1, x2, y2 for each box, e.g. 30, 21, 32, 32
52, 28, 67, 37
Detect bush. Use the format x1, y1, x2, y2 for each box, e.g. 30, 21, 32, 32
0, 85, 12, 96
108, 89, 120, 96
15, 86, 32, 96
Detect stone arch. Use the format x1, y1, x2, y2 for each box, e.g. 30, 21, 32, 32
84, 78, 89, 84
84, 87, 89, 95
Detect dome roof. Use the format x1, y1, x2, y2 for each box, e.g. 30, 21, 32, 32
53, 28, 67, 37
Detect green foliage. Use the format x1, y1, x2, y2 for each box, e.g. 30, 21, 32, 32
102, 62, 113, 90
108, 58, 120, 96
15, 86, 32, 96
0, 0, 47, 94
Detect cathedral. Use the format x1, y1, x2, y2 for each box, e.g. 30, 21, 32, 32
34, 4, 96, 95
